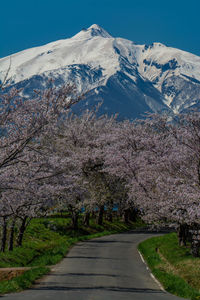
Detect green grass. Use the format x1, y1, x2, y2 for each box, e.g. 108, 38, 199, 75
0, 267, 49, 295
0, 216, 144, 294
138, 233, 200, 300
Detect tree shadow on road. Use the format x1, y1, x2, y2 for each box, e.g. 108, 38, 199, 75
31, 284, 163, 294
47, 272, 125, 277
66, 256, 120, 260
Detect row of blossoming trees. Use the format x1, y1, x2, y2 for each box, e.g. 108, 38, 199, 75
0, 83, 200, 256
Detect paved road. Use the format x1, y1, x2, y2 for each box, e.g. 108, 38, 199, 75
3, 232, 184, 300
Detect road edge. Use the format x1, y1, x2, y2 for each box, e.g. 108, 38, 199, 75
138, 249, 165, 292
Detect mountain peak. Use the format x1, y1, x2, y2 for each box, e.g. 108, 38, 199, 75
87, 24, 112, 38
88, 24, 103, 30
73, 24, 112, 39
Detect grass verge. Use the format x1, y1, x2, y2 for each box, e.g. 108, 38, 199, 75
138, 233, 200, 300
0, 267, 49, 295
0, 216, 144, 294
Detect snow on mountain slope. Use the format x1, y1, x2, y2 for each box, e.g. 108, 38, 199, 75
0, 25, 119, 86
136, 42, 200, 112
1, 24, 200, 118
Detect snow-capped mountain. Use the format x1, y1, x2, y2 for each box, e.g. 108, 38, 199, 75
1, 24, 200, 119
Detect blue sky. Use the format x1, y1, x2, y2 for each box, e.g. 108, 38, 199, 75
1, 0, 200, 58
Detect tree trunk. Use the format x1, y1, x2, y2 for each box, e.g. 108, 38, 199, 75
189, 224, 200, 257
71, 211, 79, 230
83, 212, 90, 226
177, 224, 188, 246
123, 209, 130, 224
97, 205, 104, 225
17, 216, 28, 247
107, 212, 113, 222
9, 216, 17, 251
1, 216, 8, 252
191, 239, 200, 257
106, 200, 113, 222
129, 208, 137, 222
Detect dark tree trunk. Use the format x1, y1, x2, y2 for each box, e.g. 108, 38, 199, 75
9, 216, 17, 251
123, 209, 130, 224
107, 212, 113, 222
1, 216, 8, 252
189, 224, 200, 257
191, 240, 200, 257
129, 208, 137, 222
71, 211, 79, 230
17, 216, 28, 247
106, 200, 113, 222
177, 224, 189, 246
83, 212, 90, 226
97, 205, 104, 225
118, 206, 123, 218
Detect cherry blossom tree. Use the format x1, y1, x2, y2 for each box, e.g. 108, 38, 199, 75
1, 78, 200, 257
40, 109, 122, 226
0, 82, 83, 250
102, 113, 200, 256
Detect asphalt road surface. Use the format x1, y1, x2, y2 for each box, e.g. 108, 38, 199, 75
3, 232, 184, 300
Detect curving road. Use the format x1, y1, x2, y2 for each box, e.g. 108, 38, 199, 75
3, 232, 184, 300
